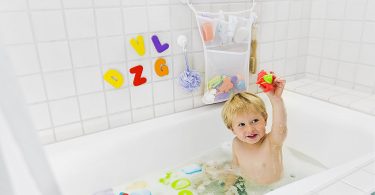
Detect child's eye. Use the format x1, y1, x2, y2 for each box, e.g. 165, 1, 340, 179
238, 123, 246, 127
251, 119, 259, 124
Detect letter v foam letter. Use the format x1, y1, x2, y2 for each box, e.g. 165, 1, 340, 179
130, 65, 147, 86
130, 35, 146, 56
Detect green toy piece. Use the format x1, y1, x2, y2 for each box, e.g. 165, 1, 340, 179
263, 74, 273, 84
233, 176, 247, 195
208, 75, 224, 89
171, 178, 191, 190
178, 189, 193, 195
159, 172, 172, 185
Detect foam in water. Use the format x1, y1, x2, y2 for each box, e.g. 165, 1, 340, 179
95, 145, 326, 195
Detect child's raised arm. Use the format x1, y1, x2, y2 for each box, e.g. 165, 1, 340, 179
264, 78, 287, 146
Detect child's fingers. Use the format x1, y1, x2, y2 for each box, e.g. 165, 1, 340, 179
274, 78, 285, 87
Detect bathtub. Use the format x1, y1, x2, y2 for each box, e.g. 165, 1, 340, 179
44, 91, 375, 195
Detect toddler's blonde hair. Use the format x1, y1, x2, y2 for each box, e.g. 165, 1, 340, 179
221, 92, 268, 129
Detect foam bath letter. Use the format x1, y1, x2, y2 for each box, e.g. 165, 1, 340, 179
178, 190, 193, 195
154, 58, 169, 77
130, 65, 147, 86
159, 172, 172, 185
103, 69, 124, 89
130, 35, 146, 56
151, 35, 169, 53
171, 178, 191, 190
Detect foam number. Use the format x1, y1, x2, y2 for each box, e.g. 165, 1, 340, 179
151, 35, 169, 53
103, 69, 124, 89
130, 65, 147, 86
130, 35, 146, 56
154, 58, 169, 77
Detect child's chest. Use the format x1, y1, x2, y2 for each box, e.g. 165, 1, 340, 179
237, 143, 283, 176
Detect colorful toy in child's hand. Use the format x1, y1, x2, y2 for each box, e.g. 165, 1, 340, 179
256, 70, 276, 92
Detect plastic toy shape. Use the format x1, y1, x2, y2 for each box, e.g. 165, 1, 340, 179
159, 172, 172, 185
181, 164, 202, 175
151, 35, 169, 53
256, 70, 276, 92
218, 77, 233, 93
171, 178, 191, 190
103, 69, 124, 89
130, 35, 146, 56
201, 22, 214, 42
154, 58, 169, 77
130, 65, 147, 86
178, 189, 193, 195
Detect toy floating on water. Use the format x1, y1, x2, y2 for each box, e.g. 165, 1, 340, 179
256, 70, 276, 92
181, 164, 202, 175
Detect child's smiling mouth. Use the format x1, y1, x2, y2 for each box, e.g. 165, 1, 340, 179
246, 133, 258, 139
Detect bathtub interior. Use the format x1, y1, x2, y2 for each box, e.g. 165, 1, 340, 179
102, 144, 325, 195
44, 91, 375, 195
276, 91, 375, 168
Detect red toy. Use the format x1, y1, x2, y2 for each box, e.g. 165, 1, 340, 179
256, 70, 276, 92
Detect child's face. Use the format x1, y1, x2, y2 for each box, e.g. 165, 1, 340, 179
231, 111, 266, 144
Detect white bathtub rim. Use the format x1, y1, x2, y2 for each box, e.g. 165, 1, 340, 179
266, 153, 375, 195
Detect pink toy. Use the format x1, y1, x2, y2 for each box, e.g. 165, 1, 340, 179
256, 70, 276, 92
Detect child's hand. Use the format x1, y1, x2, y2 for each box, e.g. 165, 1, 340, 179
264, 77, 285, 100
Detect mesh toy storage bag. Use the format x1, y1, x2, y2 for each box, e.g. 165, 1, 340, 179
187, 1, 257, 104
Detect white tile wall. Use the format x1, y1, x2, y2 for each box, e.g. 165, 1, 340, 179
307, 0, 375, 94
0, 0, 313, 144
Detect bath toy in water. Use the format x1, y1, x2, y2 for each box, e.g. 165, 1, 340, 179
171, 178, 191, 190
256, 70, 276, 92
159, 172, 173, 185
129, 189, 151, 195
233, 176, 247, 195
181, 164, 202, 175
178, 189, 193, 195
126, 181, 148, 191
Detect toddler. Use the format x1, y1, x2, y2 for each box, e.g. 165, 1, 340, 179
221, 78, 287, 185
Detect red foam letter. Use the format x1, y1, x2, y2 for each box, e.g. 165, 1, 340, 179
130, 65, 147, 86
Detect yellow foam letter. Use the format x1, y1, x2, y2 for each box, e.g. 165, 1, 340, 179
130, 35, 146, 56
103, 69, 124, 89
154, 58, 169, 77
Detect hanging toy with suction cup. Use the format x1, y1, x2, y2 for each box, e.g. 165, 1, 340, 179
177, 35, 201, 92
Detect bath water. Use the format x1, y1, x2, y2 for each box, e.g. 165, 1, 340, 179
95, 144, 326, 195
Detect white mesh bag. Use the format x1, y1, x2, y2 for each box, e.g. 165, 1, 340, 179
187, 0, 257, 104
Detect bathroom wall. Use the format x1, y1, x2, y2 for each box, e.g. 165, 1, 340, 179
0, 0, 310, 144
306, 0, 375, 94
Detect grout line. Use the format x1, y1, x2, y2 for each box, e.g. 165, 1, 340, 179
60, 0, 85, 137
117, 0, 134, 127
145, 0, 157, 120
91, 0, 112, 134
282, 0, 292, 77
332, 0, 349, 86
353, 0, 370, 93
24, 0, 57, 142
